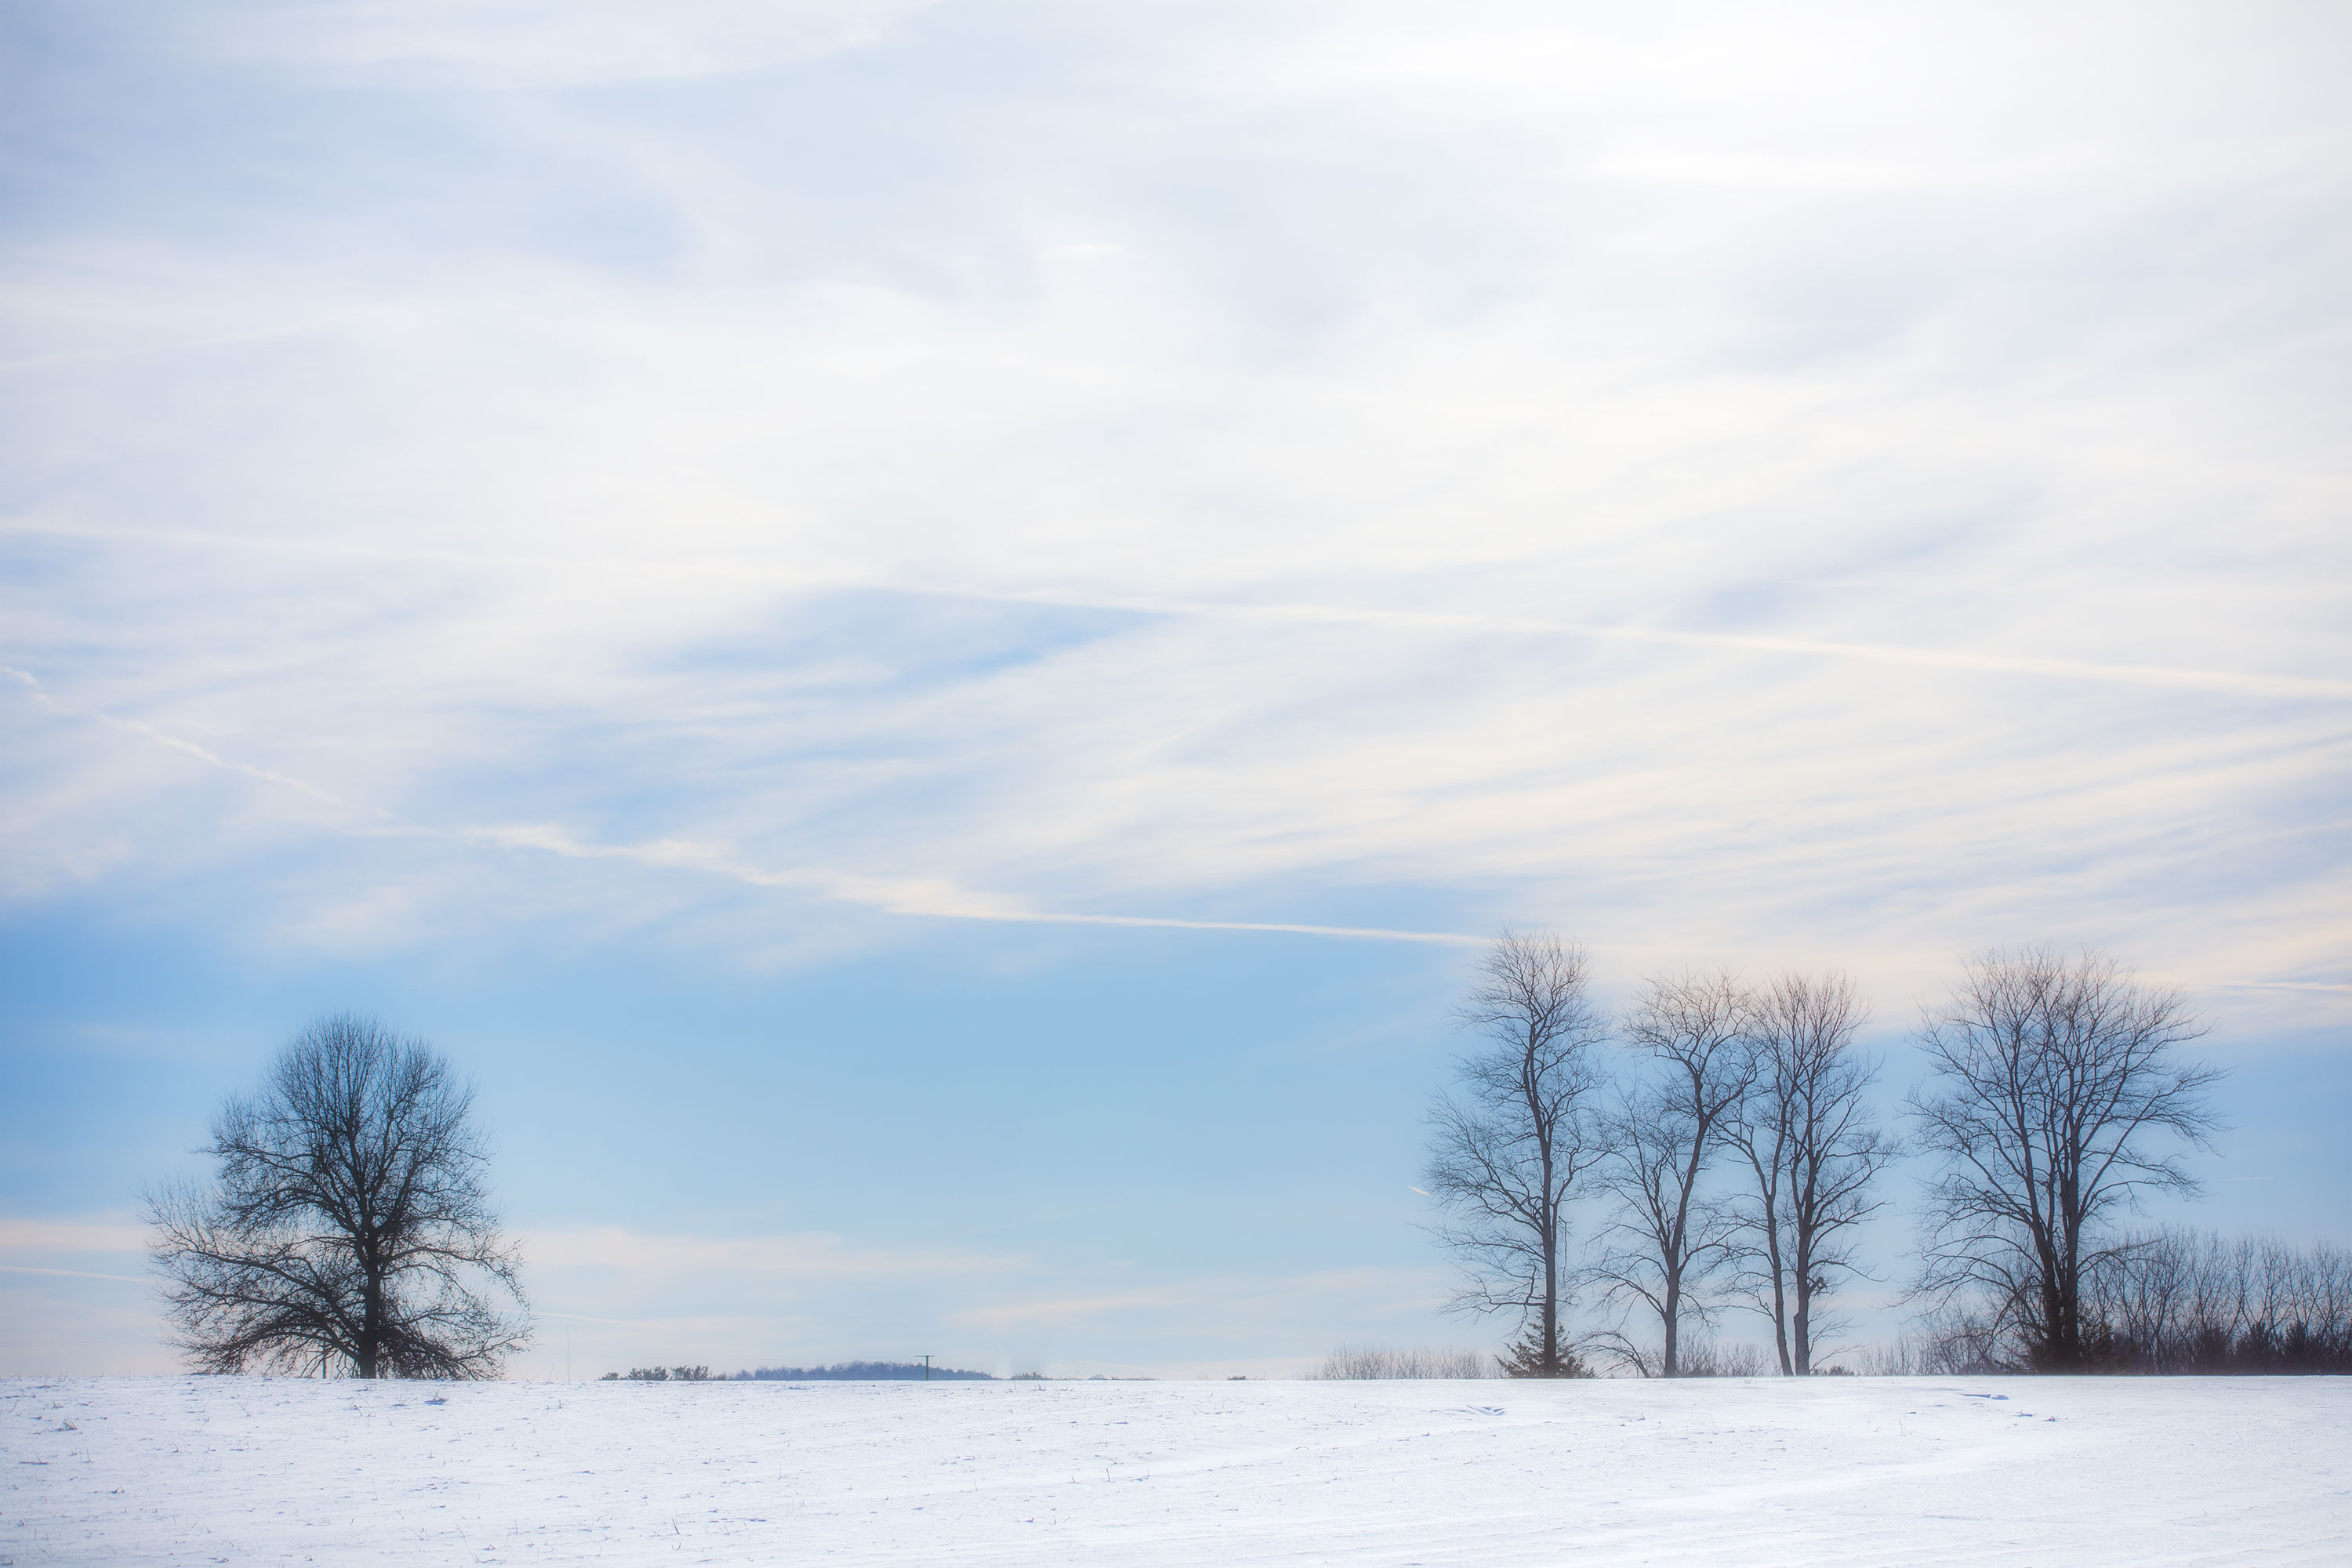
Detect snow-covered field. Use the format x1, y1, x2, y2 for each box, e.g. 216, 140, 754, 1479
6, 1374, 2347, 1566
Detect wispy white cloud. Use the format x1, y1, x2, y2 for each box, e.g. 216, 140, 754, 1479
946, 1265, 1449, 1339
2, 0, 2345, 1011
526, 1225, 1023, 1282
0, 1217, 151, 1256
508, 1232, 1451, 1377
194, 0, 940, 87
4, 662, 1484, 942
13, 535, 2345, 701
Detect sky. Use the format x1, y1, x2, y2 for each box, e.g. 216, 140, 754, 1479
2, 0, 2347, 1380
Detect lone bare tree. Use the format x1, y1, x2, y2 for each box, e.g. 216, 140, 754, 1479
1730, 971, 1893, 1374
1424, 931, 1609, 1377
1909, 948, 2224, 1371
147, 1013, 530, 1378
1593, 970, 1755, 1377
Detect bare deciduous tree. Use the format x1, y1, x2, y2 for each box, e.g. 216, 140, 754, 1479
1592, 970, 1756, 1377
1730, 971, 1894, 1374
147, 1013, 530, 1378
1908, 948, 2224, 1371
1424, 931, 1609, 1378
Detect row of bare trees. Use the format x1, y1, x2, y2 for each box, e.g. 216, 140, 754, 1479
1424, 933, 2227, 1376
2094, 1230, 2352, 1373
1422, 934, 1893, 1377
1863, 1232, 2352, 1376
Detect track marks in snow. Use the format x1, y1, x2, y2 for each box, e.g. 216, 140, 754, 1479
5, 1375, 2348, 1566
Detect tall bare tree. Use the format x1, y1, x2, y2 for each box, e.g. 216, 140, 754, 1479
147, 1013, 530, 1378
1593, 970, 1756, 1376
1730, 971, 1893, 1374
1424, 931, 1609, 1377
1909, 948, 2224, 1370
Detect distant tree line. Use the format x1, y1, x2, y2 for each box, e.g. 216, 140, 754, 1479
1424, 935, 2274, 1377
739, 1360, 995, 1381
1311, 1345, 1488, 1380
598, 1360, 1000, 1381
1840, 1236, 2352, 1378
2094, 1230, 2352, 1373
602, 1365, 720, 1381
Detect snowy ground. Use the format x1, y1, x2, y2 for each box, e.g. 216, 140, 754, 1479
6, 1374, 2347, 1565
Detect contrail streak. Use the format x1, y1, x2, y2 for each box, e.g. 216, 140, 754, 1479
0, 1265, 151, 1284
7, 665, 358, 808
1020, 591, 2352, 702
463, 823, 1483, 944
6, 670, 1478, 945
927, 908, 1482, 943
9, 520, 2343, 701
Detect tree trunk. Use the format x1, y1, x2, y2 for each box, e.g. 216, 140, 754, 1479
1771, 1247, 1794, 1375
1791, 1243, 1812, 1375
1539, 1142, 1560, 1374
359, 1273, 383, 1379
1541, 1237, 1560, 1374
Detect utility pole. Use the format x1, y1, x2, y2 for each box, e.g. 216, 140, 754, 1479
921, 1354, 931, 1381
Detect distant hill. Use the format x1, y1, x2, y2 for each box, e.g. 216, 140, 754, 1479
738, 1360, 994, 1381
